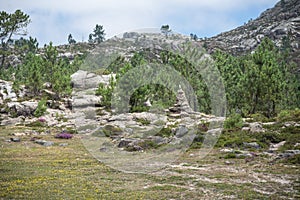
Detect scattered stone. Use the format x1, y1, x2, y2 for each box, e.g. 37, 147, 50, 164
225, 160, 234, 165
175, 125, 188, 138
243, 142, 260, 149
130, 145, 143, 151
13, 132, 26, 136
59, 143, 68, 147
149, 136, 168, 145
285, 150, 300, 155
242, 127, 250, 131
276, 150, 300, 159
220, 148, 235, 153
99, 147, 108, 152
282, 121, 300, 128
249, 122, 265, 133
262, 122, 276, 126
238, 152, 255, 158
118, 138, 139, 148
43, 141, 54, 147
0, 117, 24, 126
269, 141, 286, 152
35, 139, 54, 147
207, 128, 222, 135
10, 137, 20, 142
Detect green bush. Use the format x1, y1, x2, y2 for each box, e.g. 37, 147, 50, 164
252, 132, 283, 146
277, 109, 300, 122
247, 113, 273, 123
137, 140, 160, 150
102, 125, 122, 137
26, 120, 46, 127
155, 127, 173, 137
224, 113, 243, 130
130, 105, 149, 113
223, 153, 237, 159
34, 99, 47, 117
135, 118, 151, 125
283, 154, 300, 164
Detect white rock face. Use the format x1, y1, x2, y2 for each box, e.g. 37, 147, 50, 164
71, 70, 114, 89
0, 79, 17, 101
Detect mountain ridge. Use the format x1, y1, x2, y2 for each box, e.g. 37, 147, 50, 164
204, 0, 300, 67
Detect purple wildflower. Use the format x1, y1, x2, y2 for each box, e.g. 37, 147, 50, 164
55, 132, 73, 139
39, 118, 46, 123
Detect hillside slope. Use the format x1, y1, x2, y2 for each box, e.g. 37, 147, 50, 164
204, 0, 300, 67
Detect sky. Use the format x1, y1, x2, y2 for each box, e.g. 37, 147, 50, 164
0, 0, 279, 46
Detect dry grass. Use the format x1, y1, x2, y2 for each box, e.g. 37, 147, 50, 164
0, 126, 299, 199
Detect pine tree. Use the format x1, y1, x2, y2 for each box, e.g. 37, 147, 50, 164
68, 34, 76, 44
92, 24, 105, 43
160, 25, 171, 38
0, 10, 31, 67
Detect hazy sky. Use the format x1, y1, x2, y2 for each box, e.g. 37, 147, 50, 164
0, 0, 279, 45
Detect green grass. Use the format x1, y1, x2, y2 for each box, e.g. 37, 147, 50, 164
134, 118, 151, 126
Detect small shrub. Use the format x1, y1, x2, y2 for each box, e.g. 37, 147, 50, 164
102, 125, 122, 137
283, 154, 300, 164
55, 113, 68, 122
277, 109, 300, 122
224, 153, 237, 159
130, 105, 149, 113
224, 113, 243, 130
34, 99, 47, 117
65, 128, 78, 134
252, 132, 284, 147
155, 127, 173, 137
279, 133, 300, 151
26, 120, 47, 127
137, 140, 160, 149
135, 118, 151, 125
248, 113, 273, 123
216, 130, 252, 148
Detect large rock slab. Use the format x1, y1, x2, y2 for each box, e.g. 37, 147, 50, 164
7, 101, 38, 117
71, 70, 114, 89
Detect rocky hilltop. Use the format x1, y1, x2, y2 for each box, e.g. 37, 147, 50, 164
204, 0, 300, 67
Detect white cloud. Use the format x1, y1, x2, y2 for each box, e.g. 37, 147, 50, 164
0, 0, 279, 45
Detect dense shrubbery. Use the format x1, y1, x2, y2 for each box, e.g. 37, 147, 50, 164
223, 113, 243, 130
95, 37, 299, 117
96, 49, 210, 113
213, 38, 300, 117
1, 42, 81, 99
277, 109, 300, 122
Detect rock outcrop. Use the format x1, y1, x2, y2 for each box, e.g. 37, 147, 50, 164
204, 0, 300, 70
